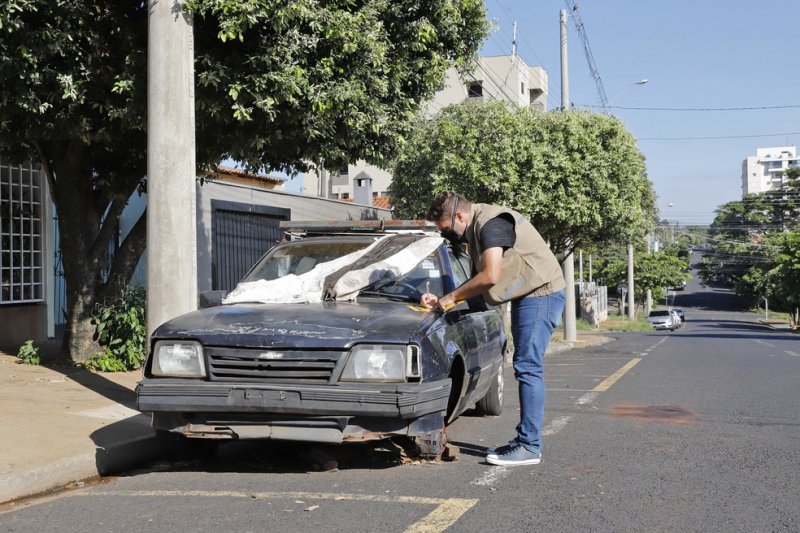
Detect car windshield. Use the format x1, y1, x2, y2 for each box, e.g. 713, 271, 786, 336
649, 310, 670, 317
358, 252, 444, 301
242, 240, 372, 282
240, 238, 445, 302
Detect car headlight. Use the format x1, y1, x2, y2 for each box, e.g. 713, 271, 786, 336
340, 344, 420, 383
151, 340, 206, 378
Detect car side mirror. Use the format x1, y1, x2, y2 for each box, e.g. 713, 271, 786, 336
199, 290, 227, 308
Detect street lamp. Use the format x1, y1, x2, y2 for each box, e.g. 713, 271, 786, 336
607, 79, 649, 110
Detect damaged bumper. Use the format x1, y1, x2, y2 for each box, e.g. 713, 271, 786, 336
137, 378, 451, 442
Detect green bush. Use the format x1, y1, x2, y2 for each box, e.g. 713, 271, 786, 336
85, 287, 146, 372
17, 340, 41, 365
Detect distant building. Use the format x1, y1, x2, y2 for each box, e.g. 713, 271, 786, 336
303, 54, 549, 206
741, 146, 800, 196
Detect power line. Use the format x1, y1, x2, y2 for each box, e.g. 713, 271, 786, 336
640, 132, 800, 141
609, 104, 800, 112
563, 0, 609, 110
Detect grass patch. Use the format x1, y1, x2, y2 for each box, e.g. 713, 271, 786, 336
599, 313, 653, 332
749, 308, 793, 321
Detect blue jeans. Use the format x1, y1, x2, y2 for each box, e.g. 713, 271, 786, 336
511, 289, 565, 452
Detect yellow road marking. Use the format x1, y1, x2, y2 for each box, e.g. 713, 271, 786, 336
592, 358, 641, 392
785, 350, 799, 357
84, 490, 477, 532
405, 497, 478, 533
754, 339, 777, 348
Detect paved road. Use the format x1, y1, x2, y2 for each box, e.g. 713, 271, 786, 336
3, 273, 798, 532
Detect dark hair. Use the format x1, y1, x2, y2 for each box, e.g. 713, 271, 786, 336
427, 191, 471, 222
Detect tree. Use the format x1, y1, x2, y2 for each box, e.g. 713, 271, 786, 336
701, 185, 800, 295
0, 0, 488, 363
389, 103, 656, 256
600, 250, 689, 312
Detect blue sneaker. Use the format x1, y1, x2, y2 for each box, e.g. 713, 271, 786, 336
485, 439, 518, 456
486, 442, 541, 466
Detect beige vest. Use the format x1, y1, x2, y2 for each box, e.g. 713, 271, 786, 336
466, 203, 566, 304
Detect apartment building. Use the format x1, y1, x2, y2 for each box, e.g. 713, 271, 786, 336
741, 146, 800, 196
303, 54, 549, 204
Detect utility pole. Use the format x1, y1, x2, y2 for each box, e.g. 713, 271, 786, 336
627, 243, 635, 321
560, 9, 577, 342
146, 0, 198, 338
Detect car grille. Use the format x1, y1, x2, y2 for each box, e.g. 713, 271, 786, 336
206, 347, 344, 383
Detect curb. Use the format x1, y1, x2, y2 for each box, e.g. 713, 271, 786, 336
0, 433, 161, 505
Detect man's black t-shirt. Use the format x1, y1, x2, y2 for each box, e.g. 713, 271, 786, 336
479, 214, 516, 251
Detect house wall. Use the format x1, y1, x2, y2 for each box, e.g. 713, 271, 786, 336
0, 157, 52, 352
0, 304, 47, 353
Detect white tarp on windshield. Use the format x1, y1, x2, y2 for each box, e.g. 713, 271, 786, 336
331, 236, 443, 300
221, 235, 443, 305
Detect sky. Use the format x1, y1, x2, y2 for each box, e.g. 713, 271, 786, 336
479, 0, 800, 225
283, 1, 800, 225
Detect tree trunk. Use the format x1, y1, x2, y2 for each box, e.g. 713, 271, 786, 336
40, 142, 145, 364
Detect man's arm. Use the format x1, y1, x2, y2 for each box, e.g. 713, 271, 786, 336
421, 247, 503, 310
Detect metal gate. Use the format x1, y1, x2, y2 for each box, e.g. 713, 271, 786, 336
211, 200, 289, 291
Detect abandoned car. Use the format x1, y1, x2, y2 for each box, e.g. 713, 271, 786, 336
136, 221, 507, 457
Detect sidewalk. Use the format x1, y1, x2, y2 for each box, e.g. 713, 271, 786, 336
0, 332, 611, 504
0, 352, 160, 504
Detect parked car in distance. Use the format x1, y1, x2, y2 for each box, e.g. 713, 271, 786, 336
647, 309, 678, 331
673, 307, 685, 323
136, 221, 507, 459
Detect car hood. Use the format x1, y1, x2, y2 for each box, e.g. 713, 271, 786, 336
152, 300, 436, 349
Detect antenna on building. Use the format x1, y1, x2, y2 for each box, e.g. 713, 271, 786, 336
512, 21, 518, 60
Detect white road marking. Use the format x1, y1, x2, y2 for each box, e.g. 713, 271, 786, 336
754, 339, 777, 348
577, 392, 599, 405
471, 466, 511, 487
542, 416, 572, 436
785, 350, 799, 357
470, 416, 572, 486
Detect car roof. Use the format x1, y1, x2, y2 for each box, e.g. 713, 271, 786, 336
280, 220, 438, 238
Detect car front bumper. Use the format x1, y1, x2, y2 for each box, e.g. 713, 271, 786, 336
137, 378, 451, 444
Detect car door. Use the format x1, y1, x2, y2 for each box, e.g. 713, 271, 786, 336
447, 247, 504, 405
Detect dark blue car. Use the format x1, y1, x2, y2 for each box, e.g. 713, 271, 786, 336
137, 224, 507, 458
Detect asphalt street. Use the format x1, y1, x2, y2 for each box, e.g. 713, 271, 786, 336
2, 270, 798, 532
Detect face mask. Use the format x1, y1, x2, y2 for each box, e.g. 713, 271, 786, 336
440, 197, 464, 243
441, 228, 463, 244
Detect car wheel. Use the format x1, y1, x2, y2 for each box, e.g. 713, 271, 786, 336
475, 367, 504, 416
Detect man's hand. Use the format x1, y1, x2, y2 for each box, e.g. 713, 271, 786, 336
420, 292, 439, 309
420, 292, 458, 311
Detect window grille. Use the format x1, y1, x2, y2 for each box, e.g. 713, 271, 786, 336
0, 159, 44, 304
211, 200, 289, 291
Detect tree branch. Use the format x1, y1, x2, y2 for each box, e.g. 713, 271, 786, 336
32, 141, 57, 204
102, 208, 147, 300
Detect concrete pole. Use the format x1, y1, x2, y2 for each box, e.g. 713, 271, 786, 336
560, 9, 576, 342
627, 243, 635, 321
146, 0, 198, 338
560, 10, 569, 111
